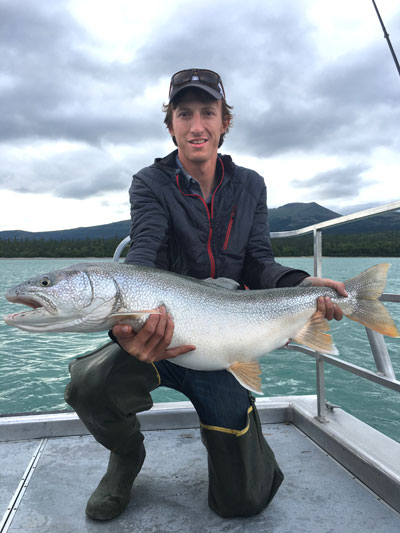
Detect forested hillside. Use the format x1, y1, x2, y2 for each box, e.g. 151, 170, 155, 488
1, 232, 399, 258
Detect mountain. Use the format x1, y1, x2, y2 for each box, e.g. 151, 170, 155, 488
0, 202, 399, 241
268, 202, 340, 232
0, 220, 131, 241
269, 202, 400, 234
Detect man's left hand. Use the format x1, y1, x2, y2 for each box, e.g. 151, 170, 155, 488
302, 277, 348, 321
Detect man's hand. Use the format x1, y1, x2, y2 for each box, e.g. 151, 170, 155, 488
112, 306, 196, 363
301, 277, 348, 321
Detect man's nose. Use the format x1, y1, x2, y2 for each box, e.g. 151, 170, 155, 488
190, 112, 204, 134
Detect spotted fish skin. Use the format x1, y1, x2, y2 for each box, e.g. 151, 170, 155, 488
4, 262, 399, 393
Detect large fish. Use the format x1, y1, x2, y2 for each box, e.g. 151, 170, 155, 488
4, 262, 399, 393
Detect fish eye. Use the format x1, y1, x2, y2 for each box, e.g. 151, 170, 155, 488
40, 277, 51, 287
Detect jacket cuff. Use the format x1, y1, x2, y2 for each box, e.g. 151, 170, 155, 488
108, 329, 120, 346
276, 270, 310, 288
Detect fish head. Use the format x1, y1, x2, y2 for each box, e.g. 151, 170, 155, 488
3, 263, 117, 332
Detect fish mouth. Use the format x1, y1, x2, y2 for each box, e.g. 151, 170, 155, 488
6, 295, 44, 309
4, 293, 57, 324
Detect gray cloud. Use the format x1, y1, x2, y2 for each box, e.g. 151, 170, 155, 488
0, 0, 318, 148
0, 0, 166, 146
54, 165, 131, 199
229, 12, 400, 157
291, 164, 372, 200
0, 140, 162, 199
338, 201, 388, 215
0, 0, 399, 202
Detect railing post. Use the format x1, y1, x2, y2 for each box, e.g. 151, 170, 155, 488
365, 328, 397, 379
313, 229, 322, 277
316, 354, 327, 421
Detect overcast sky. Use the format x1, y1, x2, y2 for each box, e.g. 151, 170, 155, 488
0, 0, 399, 232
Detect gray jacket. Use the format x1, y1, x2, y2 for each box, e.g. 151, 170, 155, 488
125, 150, 308, 289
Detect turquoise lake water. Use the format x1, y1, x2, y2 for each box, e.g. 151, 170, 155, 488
0, 257, 399, 443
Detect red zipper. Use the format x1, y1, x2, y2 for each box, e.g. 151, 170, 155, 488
223, 205, 237, 250
175, 158, 225, 278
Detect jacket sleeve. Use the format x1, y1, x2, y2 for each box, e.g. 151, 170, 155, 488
124, 173, 170, 269
243, 180, 309, 289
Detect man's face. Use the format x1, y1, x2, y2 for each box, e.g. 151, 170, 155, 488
169, 93, 228, 166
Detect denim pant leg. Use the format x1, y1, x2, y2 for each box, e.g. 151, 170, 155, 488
154, 360, 251, 430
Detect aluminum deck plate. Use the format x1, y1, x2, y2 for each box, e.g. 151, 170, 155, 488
1, 422, 399, 533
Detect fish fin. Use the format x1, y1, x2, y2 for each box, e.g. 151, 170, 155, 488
346, 301, 400, 337
109, 308, 161, 319
227, 361, 263, 395
344, 263, 390, 300
344, 263, 400, 337
202, 277, 240, 290
293, 311, 339, 355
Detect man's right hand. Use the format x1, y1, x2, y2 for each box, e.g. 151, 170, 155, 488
112, 306, 196, 364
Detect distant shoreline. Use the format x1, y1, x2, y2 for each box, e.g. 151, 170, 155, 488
1, 231, 399, 258
1, 256, 399, 260
0, 257, 111, 260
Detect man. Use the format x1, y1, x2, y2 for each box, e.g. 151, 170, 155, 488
65, 68, 346, 521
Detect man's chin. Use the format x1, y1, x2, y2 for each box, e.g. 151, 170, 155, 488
180, 152, 209, 164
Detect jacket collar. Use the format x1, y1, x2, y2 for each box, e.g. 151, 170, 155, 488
154, 149, 235, 176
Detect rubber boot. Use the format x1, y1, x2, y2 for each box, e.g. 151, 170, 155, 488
85, 445, 146, 520
200, 401, 284, 518
64, 342, 160, 520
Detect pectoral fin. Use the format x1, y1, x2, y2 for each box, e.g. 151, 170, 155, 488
109, 309, 161, 319
293, 311, 338, 355
227, 361, 263, 395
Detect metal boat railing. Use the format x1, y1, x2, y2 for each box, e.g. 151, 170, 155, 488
273, 200, 400, 420
112, 200, 400, 422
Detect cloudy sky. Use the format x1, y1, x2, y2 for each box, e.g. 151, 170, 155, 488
0, 0, 399, 232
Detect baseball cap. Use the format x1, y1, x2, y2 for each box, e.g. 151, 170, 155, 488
169, 68, 226, 102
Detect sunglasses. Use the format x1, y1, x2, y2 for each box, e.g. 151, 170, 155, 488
169, 69, 226, 99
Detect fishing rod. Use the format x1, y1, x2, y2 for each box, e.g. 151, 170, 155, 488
371, 0, 400, 78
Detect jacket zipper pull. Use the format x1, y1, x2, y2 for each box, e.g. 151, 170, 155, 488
223, 205, 237, 250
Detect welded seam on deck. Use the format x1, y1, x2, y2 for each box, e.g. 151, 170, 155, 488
0, 439, 47, 533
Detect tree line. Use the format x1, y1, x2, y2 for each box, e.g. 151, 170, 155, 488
0, 231, 399, 258
271, 231, 400, 257
0, 237, 127, 258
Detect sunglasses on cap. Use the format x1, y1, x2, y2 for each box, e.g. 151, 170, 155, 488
169, 68, 226, 101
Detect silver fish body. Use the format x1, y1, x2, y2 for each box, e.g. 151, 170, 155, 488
4, 262, 399, 393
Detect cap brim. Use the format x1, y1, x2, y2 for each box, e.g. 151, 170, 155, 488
169, 81, 223, 102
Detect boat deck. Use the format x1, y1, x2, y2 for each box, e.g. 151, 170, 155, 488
1, 397, 399, 533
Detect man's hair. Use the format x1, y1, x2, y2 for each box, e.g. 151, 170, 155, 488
162, 88, 233, 148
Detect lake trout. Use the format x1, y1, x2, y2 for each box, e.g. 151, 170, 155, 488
4, 262, 399, 394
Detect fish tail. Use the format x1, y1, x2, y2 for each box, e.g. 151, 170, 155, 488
344, 263, 399, 337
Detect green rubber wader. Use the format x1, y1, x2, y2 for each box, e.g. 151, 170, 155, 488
64, 342, 160, 455
200, 399, 284, 518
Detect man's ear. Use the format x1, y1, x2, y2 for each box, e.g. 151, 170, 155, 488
221, 118, 230, 134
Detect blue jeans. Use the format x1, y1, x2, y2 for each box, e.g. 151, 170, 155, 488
155, 360, 251, 430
